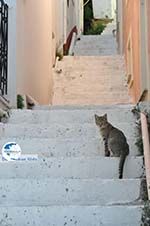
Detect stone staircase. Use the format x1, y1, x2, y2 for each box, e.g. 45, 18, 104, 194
0, 105, 144, 225
73, 21, 117, 56
73, 35, 117, 56
0, 19, 144, 225
53, 56, 130, 105
53, 21, 131, 106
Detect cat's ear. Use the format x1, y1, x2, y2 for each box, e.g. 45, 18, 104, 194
94, 114, 99, 120
103, 114, 107, 120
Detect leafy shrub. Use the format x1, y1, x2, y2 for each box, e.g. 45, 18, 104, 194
17, 95, 24, 109
85, 20, 106, 35
84, 0, 93, 33
141, 201, 150, 226
56, 49, 63, 61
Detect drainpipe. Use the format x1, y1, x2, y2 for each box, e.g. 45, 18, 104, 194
141, 112, 150, 200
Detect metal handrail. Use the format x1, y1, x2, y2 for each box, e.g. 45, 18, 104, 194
141, 112, 150, 200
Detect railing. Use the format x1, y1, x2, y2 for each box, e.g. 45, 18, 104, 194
141, 112, 150, 200
0, 0, 8, 97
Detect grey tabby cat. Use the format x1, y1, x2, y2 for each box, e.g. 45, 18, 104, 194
95, 113, 129, 179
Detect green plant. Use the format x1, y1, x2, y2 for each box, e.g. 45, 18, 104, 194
56, 49, 63, 61
135, 137, 144, 155
84, 0, 93, 33
17, 95, 24, 109
132, 106, 144, 155
84, 0, 113, 35
141, 201, 150, 226
85, 20, 106, 35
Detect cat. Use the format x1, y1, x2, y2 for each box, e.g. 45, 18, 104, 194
112, 29, 116, 37
95, 113, 129, 179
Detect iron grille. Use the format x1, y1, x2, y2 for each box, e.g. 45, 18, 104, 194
0, 0, 8, 96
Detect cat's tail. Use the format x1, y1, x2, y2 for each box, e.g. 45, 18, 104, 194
119, 152, 128, 179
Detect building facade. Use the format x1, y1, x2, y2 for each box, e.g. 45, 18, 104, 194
117, 0, 150, 103
0, 0, 83, 107
92, 0, 116, 19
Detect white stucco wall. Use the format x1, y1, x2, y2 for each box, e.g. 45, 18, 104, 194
92, 0, 116, 19
66, 0, 76, 37
54, 0, 83, 52
75, 0, 84, 34
116, 0, 123, 53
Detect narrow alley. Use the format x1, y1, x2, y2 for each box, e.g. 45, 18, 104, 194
0, 0, 149, 225
53, 22, 131, 105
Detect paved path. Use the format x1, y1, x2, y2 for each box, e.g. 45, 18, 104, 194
73, 22, 117, 56
0, 20, 143, 226
53, 21, 131, 105
52, 55, 131, 105
0, 106, 143, 225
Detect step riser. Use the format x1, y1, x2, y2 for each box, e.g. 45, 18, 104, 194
0, 124, 138, 140
34, 105, 133, 110
56, 59, 124, 63
0, 157, 143, 179
53, 100, 130, 105
0, 179, 140, 206
10, 109, 135, 124
74, 52, 118, 56
0, 206, 142, 226
73, 34, 117, 56
53, 55, 129, 105
0, 138, 140, 157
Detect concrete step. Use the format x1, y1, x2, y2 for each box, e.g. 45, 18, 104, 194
0, 122, 138, 141
0, 137, 140, 157
0, 206, 142, 226
74, 45, 117, 50
34, 104, 134, 110
57, 56, 125, 70
53, 94, 130, 105
73, 50, 118, 56
0, 178, 141, 206
56, 66, 124, 74
56, 58, 125, 73
53, 55, 130, 105
74, 41, 116, 47
74, 44, 117, 49
54, 72, 126, 80
54, 78, 126, 86
0, 156, 143, 179
9, 108, 135, 124
73, 49, 118, 56
75, 34, 116, 40
57, 55, 124, 63
73, 34, 117, 56
74, 41, 117, 47
0, 136, 140, 157
52, 99, 130, 106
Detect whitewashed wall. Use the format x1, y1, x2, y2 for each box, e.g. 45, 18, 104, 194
66, 0, 76, 36
92, 0, 116, 19
55, 0, 83, 51
75, 0, 84, 34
